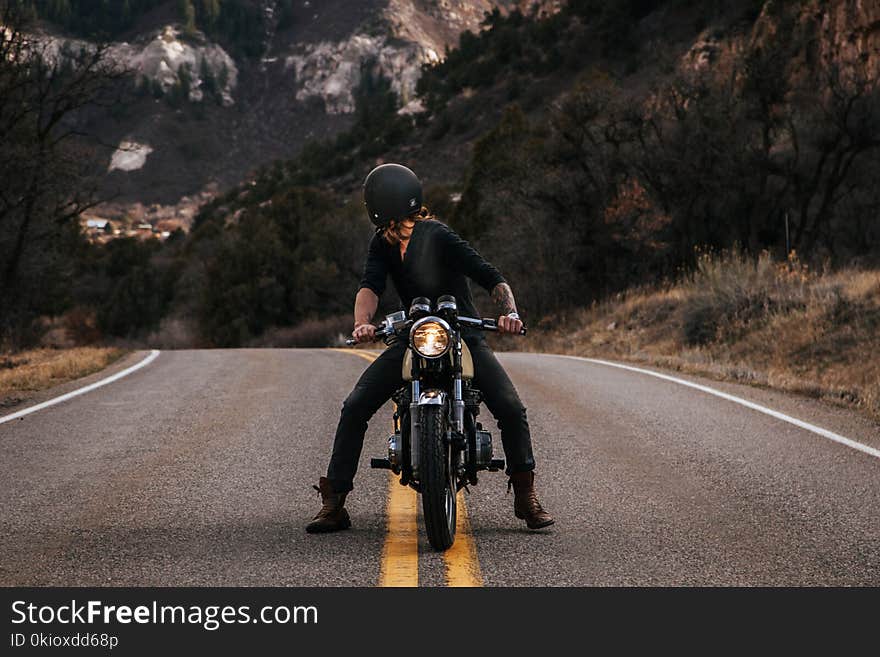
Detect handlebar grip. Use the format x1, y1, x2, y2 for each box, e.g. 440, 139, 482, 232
346, 325, 393, 347
481, 318, 527, 335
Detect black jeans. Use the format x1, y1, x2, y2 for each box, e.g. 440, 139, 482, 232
327, 333, 535, 493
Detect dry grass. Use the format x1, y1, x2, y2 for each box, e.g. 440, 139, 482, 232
529, 251, 880, 422
0, 347, 126, 402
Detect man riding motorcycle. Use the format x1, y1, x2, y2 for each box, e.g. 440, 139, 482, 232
307, 163, 554, 533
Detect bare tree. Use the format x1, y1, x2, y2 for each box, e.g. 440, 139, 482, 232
787, 57, 880, 254
0, 2, 125, 346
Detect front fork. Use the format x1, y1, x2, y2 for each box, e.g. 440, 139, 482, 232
407, 333, 467, 481
451, 338, 466, 478
452, 336, 465, 434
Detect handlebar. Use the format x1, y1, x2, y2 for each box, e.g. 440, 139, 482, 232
463, 316, 528, 336
344, 324, 394, 346
345, 316, 526, 346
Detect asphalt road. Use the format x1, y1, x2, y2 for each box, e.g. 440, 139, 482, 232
1, 348, 878, 586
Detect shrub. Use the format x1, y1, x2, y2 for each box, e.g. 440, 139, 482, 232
250, 315, 353, 348
62, 307, 102, 345
680, 249, 810, 346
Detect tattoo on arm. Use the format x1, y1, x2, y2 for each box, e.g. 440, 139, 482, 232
491, 283, 517, 316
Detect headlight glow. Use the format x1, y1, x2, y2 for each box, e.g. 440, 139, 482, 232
411, 319, 451, 358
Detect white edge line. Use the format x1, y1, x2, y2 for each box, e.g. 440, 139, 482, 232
550, 354, 880, 461
0, 350, 160, 426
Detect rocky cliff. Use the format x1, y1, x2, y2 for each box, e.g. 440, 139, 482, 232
37, 1, 875, 219
679, 0, 880, 85
33, 0, 538, 210
817, 0, 880, 76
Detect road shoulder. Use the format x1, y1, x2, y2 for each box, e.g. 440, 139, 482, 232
0, 349, 145, 416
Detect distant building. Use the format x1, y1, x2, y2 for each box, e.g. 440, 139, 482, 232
85, 218, 113, 234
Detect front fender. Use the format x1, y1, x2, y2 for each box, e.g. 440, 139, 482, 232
414, 390, 447, 406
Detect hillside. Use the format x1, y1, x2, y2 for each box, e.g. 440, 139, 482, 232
27, 0, 880, 222
528, 251, 880, 421
23, 0, 537, 209
174, 0, 879, 351
3, 0, 879, 376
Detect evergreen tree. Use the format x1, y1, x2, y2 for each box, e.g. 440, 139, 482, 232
179, 0, 197, 36
200, 0, 220, 29
166, 63, 192, 106
277, 0, 295, 30
151, 77, 164, 99
200, 57, 217, 99
217, 62, 229, 91
49, 0, 72, 24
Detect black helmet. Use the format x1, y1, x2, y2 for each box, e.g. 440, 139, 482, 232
363, 163, 423, 228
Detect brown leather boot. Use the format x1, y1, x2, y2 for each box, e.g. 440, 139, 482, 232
508, 471, 555, 529
305, 477, 351, 533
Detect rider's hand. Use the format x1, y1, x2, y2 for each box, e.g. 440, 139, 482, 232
497, 313, 523, 335
352, 323, 377, 343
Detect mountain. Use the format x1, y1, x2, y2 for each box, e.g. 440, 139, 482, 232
26, 0, 552, 214
176, 0, 880, 343
5, 0, 879, 351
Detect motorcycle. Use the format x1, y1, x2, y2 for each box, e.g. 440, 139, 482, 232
346, 294, 526, 550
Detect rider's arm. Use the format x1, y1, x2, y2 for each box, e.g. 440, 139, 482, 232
491, 282, 517, 316
438, 224, 506, 292
438, 224, 522, 334
353, 233, 387, 342
359, 232, 388, 298
354, 287, 379, 328
491, 282, 523, 334
352, 288, 379, 342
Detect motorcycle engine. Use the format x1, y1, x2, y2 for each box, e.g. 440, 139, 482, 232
474, 430, 493, 468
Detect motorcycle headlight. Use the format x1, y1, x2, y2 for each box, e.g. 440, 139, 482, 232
411, 317, 451, 359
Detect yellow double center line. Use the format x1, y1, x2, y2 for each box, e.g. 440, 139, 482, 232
379, 472, 419, 586
335, 349, 483, 587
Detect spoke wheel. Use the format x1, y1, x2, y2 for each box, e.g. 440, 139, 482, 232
419, 405, 456, 551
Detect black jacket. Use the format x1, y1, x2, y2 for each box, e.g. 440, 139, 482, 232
358, 220, 505, 319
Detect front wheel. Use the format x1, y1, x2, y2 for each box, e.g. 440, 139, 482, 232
418, 405, 456, 550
